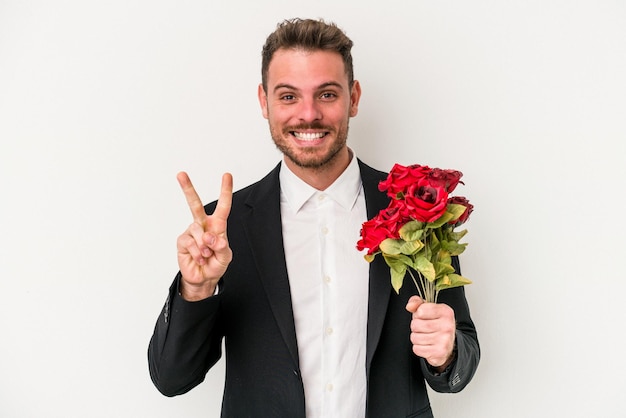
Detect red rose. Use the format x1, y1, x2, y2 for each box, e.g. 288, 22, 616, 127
357, 203, 412, 254
377, 204, 407, 236
357, 215, 394, 254
428, 168, 464, 193
447, 196, 474, 226
403, 179, 449, 223
378, 164, 431, 198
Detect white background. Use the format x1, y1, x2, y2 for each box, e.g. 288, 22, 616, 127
1, 1, 625, 417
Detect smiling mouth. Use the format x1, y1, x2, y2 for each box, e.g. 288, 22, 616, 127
291, 131, 328, 141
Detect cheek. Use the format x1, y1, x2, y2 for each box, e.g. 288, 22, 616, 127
323, 108, 348, 127
267, 106, 293, 126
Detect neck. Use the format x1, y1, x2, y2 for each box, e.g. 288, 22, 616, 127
284, 147, 352, 191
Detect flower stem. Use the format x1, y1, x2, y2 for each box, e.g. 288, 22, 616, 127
407, 268, 424, 301
408, 268, 439, 303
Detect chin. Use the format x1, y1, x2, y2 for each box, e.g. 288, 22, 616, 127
290, 148, 345, 169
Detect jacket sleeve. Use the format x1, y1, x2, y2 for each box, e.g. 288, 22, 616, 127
147, 273, 224, 396
421, 257, 480, 393
420, 326, 480, 393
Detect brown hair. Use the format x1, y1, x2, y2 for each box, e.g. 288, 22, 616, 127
261, 18, 354, 92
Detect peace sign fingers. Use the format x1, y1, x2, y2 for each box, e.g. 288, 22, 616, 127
177, 171, 209, 226
213, 173, 233, 225
175, 171, 234, 301
177, 171, 233, 229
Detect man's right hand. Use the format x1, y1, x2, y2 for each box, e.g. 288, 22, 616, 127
175, 171, 233, 301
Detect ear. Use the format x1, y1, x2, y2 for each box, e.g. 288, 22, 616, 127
258, 83, 269, 119
349, 80, 362, 117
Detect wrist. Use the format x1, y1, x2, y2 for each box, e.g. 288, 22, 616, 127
179, 279, 217, 301
430, 340, 457, 375
432, 350, 455, 374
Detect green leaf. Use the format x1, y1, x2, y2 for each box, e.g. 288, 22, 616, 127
448, 229, 468, 242
435, 275, 451, 290
379, 238, 403, 255
399, 239, 424, 255
364, 253, 377, 263
436, 249, 452, 265
413, 256, 436, 282
427, 212, 455, 229
434, 261, 456, 277
390, 268, 406, 294
446, 204, 467, 223
427, 204, 468, 229
383, 258, 408, 294
441, 240, 467, 256
429, 232, 441, 247
436, 273, 472, 290
383, 253, 412, 270
399, 221, 425, 241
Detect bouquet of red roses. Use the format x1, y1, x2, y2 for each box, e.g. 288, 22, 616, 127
356, 163, 473, 302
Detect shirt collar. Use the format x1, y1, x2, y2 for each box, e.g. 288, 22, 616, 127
280, 151, 363, 213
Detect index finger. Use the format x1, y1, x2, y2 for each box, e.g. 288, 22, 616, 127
177, 171, 207, 225
213, 172, 233, 222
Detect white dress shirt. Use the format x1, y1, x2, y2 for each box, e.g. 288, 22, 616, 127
279, 154, 369, 418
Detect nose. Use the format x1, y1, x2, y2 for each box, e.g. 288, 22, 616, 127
298, 98, 322, 122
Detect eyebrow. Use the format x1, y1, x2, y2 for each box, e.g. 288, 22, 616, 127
272, 81, 345, 94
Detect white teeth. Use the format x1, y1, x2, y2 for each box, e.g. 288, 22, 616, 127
294, 132, 325, 141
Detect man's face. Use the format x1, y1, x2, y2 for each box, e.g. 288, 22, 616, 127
258, 48, 361, 171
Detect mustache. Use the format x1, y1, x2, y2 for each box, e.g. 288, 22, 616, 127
284, 123, 333, 132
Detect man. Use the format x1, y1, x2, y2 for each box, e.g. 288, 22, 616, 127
149, 18, 479, 418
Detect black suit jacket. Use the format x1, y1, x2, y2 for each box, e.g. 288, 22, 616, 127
149, 160, 480, 418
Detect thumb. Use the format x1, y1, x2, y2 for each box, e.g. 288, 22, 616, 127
405, 295, 424, 314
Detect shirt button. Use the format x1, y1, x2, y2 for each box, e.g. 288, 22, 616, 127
323, 275, 331, 284
321, 226, 329, 235
326, 383, 334, 392
325, 327, 334, 335
318, 194, 326, 201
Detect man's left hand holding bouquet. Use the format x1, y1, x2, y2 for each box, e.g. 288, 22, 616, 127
357, 163, 475, 373
406, 296, 457, 373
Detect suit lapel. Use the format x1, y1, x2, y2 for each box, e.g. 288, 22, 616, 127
358, 160, 393, 375
241, 163, 301, 368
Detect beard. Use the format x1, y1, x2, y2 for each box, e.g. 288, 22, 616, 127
269, 122, 350, 170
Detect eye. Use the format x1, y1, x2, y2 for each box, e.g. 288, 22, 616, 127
280, 94, 296, 102
320, 92, 337, 100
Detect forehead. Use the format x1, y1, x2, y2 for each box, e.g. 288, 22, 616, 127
266, 48, 349, 90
